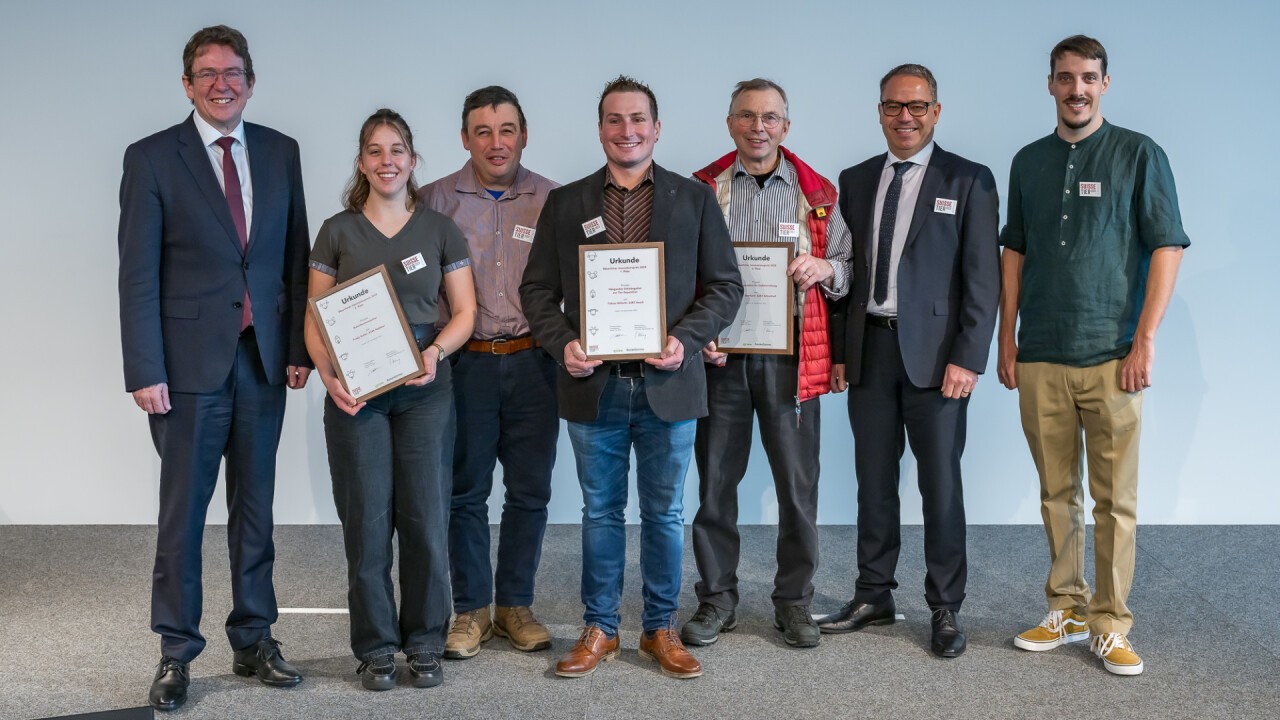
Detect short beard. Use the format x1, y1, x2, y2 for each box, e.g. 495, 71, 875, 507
1061, 113, 1094, 130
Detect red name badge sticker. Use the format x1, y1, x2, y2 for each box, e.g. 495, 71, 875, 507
778, 222, 800, 238
401, 252, 426, 274
582, 217, 606, 238
1079, 182, 1102, 197
513, 225, 536, 243
934, 198, 957, 215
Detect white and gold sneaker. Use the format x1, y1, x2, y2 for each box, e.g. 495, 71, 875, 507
1091, 632, 1144, 675
1014, 608, 1090, 651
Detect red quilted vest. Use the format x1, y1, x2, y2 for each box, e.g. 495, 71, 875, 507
693, 146, 835, 409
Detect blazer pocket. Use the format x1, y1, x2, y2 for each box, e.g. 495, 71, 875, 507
161, 298, 199, 319
933, 299, 951, 316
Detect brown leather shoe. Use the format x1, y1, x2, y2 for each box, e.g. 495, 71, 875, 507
554, 626, 619, 678
638, 628, 703, 679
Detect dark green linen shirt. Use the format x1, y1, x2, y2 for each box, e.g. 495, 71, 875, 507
1000, 120, 1190, 366
310, 205, 470, 326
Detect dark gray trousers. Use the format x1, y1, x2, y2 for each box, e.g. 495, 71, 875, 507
692, 352, 821, 610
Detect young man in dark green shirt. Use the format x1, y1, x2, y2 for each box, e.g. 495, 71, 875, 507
997, 35, 1190, 677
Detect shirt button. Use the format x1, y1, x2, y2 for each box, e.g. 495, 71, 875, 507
1060, 241, 1067, 246
1062, 215, 1068, 220
1065, 189, 1070, 194
1069, 164, 1074, 169
1071, 144, 1076, 149
496, 261, 502, 267
498, 292, 504, 297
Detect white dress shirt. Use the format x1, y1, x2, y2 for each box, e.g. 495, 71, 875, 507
867, 141, 934, 316
192, 111, 254, 239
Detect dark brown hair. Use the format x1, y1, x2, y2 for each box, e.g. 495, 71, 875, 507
182, 25, 254, 82
879, 63, 938, 101
462, 85, 527, 133
598, 75, 658, 123
342, 109, 420, 213
1051, 35, 1108, 76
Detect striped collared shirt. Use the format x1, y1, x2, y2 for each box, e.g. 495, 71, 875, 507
725, 155, 851, 299
603, 164, 655, 244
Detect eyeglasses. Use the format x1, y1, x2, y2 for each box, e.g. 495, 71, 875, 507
731, 111, 787, 129
188, 69, 248, 86
880, 101, 934, 117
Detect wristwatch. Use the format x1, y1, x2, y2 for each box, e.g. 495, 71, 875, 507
430, 343, 446, 362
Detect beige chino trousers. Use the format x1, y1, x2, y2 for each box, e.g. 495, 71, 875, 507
1016, 359, 1142, 635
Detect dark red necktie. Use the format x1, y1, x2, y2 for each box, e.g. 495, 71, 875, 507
215, 136, 252, 331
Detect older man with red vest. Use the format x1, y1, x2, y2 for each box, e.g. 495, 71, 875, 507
683, 78, 851, 649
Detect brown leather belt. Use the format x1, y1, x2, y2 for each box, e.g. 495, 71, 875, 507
465, 336, 538, 355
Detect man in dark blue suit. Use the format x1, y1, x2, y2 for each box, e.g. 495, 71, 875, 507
118, 25, 311, 711
817, 64, 999, 658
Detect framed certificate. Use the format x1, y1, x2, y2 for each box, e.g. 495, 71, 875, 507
308, 265, 425, 403
579, 242, 667, 360
718, 242, 794, 354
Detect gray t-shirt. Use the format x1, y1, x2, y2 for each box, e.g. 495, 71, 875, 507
310, 205, 471, 326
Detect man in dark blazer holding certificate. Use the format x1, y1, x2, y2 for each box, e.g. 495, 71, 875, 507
817, 64, 999, 658
520, 75, 741, 680
118, 25, 311, 710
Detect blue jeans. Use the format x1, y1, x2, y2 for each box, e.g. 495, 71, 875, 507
448, 348, 559, 611
325, 362, 454, 661
566, 374, 696, 635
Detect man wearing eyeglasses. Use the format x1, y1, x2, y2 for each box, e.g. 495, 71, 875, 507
1000, 36, 1189, 677
681, 78, 851, 650
817, 64, 999, 658
118, 25, 311, 710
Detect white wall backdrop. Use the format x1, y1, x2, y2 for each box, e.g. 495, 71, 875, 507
0, 0, 1273, 525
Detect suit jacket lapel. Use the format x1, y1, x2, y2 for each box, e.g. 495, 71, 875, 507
245, 123, 267, 253
904, 146, 948, 251
648, 163, 674, 244
579, 168, 607, 243
178, 115, 245, 255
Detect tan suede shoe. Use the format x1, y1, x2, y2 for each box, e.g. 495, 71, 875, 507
494, 605, 552, 652
554, 626, 619, 678
638, 627, 703, 679
444, 607, 493, 659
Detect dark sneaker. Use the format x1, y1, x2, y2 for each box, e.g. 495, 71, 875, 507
407, 653, 443, 688
680, 602, 737, 646
774, 605, 821, 648
356, 654, 397, 691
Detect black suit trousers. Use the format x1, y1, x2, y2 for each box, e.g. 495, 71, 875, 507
848, 324, 968, 611
149, 329, 286, 662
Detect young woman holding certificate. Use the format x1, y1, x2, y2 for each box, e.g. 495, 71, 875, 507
304, 108, 476, 691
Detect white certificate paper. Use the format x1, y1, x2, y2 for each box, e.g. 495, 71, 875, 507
579, 242, 667, 360
718, 243, 794, 354
309, 265, 425, 402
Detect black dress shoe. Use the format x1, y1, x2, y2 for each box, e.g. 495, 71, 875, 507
357, 654, 398, 691
680, 602, 737, 646
148, 657, 189, 712
232, 637, 303, 687
407, 652, 443, 688
773, 605, 821, 648
817, 598, 897, 634
930, 608, 967, 658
